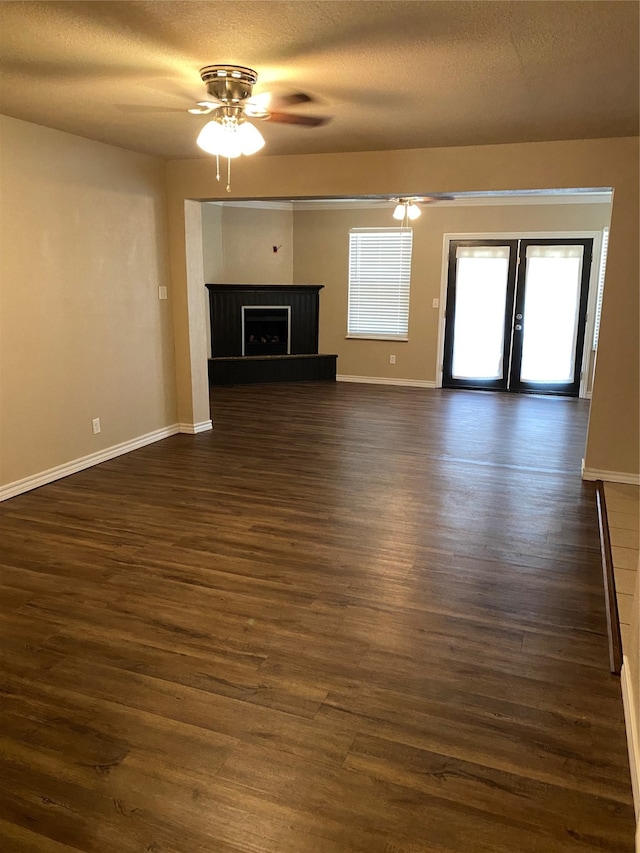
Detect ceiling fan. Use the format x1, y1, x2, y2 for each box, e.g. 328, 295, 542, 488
188, 64, 330, 128
189, 65, 329, 191
391, 195, 454, 224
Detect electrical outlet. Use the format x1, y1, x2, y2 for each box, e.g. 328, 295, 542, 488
158, 286, 168, 300
92, 418, 101, 435
390, 355, 396, 365
432, 297, 440, 309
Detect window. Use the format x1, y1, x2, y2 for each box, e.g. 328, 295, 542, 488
592, 227, 609, 349
347, 228, 412, 339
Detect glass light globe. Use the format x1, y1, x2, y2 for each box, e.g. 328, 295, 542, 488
238, 121, 265, 155
197, 118, 265, 158
196, 120, 239, 158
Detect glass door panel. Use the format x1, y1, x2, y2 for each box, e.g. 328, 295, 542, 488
519, 248, 582, 382
510, 240, 592, 395
442, 241, 518, 391
452, 248, 510, 380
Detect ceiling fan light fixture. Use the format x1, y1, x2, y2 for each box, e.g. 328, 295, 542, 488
196, 115, 265, 159
193, 64, 324, 191
392, 199, 422, 223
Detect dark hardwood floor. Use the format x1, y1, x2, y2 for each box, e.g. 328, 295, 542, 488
0, 384, 634, 852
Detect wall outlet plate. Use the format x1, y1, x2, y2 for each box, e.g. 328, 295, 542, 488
92, 418, 101, 434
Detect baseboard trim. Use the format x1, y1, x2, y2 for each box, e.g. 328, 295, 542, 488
337, 375, 437, 389
582, 464, 640, 485
178, 420, 213, 435
621, 657, 640, 821
0, 424, 181, 502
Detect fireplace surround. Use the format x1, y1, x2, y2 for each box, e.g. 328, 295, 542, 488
206, 284, 337, 385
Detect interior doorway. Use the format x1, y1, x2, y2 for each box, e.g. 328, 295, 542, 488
442, 237, 593, 397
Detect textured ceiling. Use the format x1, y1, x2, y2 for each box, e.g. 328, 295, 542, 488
0, 1, 638, 160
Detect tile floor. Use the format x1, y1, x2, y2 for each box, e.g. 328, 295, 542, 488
604, 482, 640, 651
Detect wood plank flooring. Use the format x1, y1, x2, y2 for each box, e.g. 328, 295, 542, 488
0, 384, 635, 852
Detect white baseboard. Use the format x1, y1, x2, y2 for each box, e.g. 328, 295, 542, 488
621, 657, 640, 821
0, 424, 181, 502
581, 462, 640, 485
179, 420, 213, 434
337, 375, 437, 389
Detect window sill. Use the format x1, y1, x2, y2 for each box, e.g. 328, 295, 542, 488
346, 335, 409, 342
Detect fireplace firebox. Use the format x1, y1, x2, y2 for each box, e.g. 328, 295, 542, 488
242, 306, 290, 356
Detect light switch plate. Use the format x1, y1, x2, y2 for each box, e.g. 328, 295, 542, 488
159, 286, 168, 300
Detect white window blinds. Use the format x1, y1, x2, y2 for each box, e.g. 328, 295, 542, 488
348, 228, 412, 339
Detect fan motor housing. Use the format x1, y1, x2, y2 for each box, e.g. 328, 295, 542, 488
200, 65, 258, 103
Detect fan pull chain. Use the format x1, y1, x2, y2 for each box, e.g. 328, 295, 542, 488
212, 155, 232, 193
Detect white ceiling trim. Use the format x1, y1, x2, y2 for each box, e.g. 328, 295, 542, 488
207, 201, 294, 211
206, 191, 612, 212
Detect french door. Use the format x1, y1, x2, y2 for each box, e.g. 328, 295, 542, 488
442, 238, 593, 396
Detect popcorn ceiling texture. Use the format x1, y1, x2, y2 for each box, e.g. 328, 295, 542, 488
0, 1, 637, 160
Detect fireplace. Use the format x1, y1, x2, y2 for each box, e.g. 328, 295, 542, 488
242, 306, 290, 356
206, 284, 336, 384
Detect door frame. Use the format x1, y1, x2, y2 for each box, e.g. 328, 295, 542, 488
435, 230, 604, 398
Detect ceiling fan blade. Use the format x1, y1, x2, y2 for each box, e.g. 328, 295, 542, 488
116, 104, 187, 114
245, 91, 314, 115
245, 92, 272, 116
269, 92, 314, 109
419, 195, 455, 203
188, 101, 218, 114
267, 111, 331, 128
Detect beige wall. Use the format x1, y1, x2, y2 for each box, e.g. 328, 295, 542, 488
202, 204, 294, 285
167, 136, 639, 479
292, 202, 610, 381
0, 115, 176, 487
202, 202, 223, 283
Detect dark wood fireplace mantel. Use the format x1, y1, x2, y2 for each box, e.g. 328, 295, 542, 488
206, 284, 336, 385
